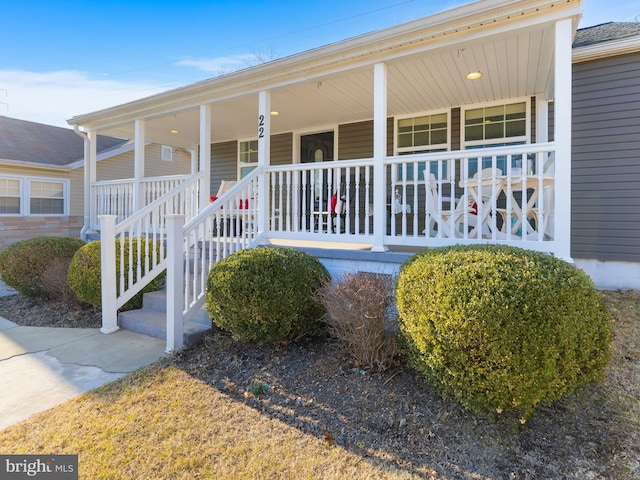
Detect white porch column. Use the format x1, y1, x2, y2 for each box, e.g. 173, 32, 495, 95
199, 105, 212, 208
554, 18, 573, 262
257, 90, 271, 234
133, 119, 145, 212
98, 215, 119, 334
372, 62, 389, 252
166, 214, 185, 352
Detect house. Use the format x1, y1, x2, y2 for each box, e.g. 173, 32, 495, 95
570, 21, 640, 289
0, 116, 194, 250
66, 0, 639, 350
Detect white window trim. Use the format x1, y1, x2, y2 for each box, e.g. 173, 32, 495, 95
238, 137, 258, 179
0, 175, 23, 216
393, 110, 451, 181
294, 125, 338, 164
0, 174, 69, 217
161, 145, 173, 161
460, 97, 531, 150
393, 109, 451, 156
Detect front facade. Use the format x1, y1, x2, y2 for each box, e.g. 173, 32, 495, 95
68, 0, 589, 348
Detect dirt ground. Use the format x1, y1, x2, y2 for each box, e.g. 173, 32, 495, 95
0, 290, 638, 479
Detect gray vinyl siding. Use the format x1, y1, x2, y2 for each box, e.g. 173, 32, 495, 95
337, 118, 394, 160
271, 133, 293, 166
571, 51, 640, 262
210, 141, 237, 196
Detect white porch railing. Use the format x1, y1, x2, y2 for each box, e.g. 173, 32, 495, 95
98, 173, 203, 333
384, 143, 556, 250
92, 174, 193, 228
267, 159, 376, 241
263, 143, 556, 251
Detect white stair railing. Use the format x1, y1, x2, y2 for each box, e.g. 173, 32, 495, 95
99, 173, 204, 333
165, 169, 262, 351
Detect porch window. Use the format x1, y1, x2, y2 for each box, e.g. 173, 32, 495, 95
0, 177, 21, 215
395, 112, 449, 180
463, 100, 529, 176
239, 139, 258, 178
29, 180, 66, 215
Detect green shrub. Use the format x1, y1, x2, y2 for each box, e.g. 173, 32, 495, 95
0, 236, 85, 298
205, 247, 330, 343
395, 245, 613, 419
67, 238, 164, 311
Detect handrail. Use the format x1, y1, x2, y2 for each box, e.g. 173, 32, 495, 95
165, 168, 263, 350
99, 172, 205, 332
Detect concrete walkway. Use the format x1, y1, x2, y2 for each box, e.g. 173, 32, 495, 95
0, 280, 166, 431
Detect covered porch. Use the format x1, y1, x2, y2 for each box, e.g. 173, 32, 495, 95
68, 0, 581, 349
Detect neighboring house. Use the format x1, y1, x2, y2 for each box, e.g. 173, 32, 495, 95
65, 0, 639, 349
0, 116, 194, 250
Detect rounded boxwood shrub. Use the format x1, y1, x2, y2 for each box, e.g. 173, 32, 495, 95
396, 245, 613, 419
67, 238, 164, 311
205, 247, 330, 343
0, 236, 85, 298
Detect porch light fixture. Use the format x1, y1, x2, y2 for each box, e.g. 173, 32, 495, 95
466, 71, 482, 80
270, 111, 280, 116
169, 129, 179, 134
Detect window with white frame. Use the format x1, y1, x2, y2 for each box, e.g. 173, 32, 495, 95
29, 179, 66, 215
0, 177, 21, 215
462, 99, 529, 176
395, 112, 449, 180
239, 139, 258, 178
0, 176, 68, 216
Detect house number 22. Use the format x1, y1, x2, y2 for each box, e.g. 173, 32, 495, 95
258, 115, 265, 138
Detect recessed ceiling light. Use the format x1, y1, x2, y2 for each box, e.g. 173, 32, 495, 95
170, 129, 179, 134
466, 71, 482, 80
270, 111, 280, 116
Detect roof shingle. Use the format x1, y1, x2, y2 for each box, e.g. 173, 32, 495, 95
0, 116, 127, 166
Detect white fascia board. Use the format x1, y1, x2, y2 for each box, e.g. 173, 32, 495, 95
573, 36, 640, 63
67, 0, 580, 132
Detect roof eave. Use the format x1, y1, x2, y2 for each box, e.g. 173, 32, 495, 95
573, 35, 640, 63
67, 0, 581, 131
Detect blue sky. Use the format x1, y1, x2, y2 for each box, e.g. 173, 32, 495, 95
0, 0, 637, 128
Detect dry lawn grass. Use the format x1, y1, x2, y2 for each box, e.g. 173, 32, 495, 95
0, 290, 637, 479
0, 365, 421, 479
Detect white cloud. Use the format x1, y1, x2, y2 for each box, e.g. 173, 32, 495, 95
177, 54, 257, 74
0, 69, 172, 128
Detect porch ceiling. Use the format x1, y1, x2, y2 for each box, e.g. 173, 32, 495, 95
87, 8, 569, 150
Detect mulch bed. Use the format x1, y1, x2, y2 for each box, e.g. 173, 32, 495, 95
0, 294, 101, 329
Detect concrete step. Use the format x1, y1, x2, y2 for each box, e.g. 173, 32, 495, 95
118, 308, 210, 347
140, 289, 212, 326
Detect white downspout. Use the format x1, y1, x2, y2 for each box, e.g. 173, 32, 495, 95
73, 125, 92, 241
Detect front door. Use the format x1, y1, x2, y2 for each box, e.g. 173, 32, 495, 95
301, 131, 334, 230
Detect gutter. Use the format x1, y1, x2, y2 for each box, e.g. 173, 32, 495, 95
73, 125, 91, 241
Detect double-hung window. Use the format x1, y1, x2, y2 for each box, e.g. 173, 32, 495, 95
0, 175, 68, 216
0, 177, 21, 215
239, 139, 258, 178
395, 111, 449, 180
29, 179, 66, 215
462, 99, 529, 176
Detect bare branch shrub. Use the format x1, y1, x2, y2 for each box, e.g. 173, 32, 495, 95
40, 258, 79, 304
317, 272, 396, 372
